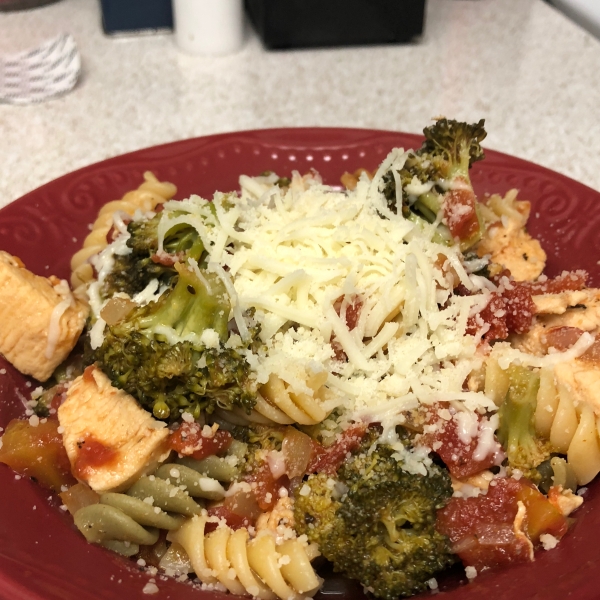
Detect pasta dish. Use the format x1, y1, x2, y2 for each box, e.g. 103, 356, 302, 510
0, 119, 599, 599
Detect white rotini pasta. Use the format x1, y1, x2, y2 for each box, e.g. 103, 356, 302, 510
483, 357, 511, 407
216, 371, 334, 427
484, 354, 600, 486
534, 362, 600, 485
255, 372, 331, 426
70, 171, 177, 295
168, 515, 321, 600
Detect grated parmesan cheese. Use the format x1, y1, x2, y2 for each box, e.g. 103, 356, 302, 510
88, 149, 511, 477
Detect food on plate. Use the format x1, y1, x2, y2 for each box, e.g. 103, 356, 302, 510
58, 365, 171, 492
0, 250, 88, 381
1, 118, 599, 599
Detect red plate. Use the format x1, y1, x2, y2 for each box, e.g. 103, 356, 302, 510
0, 128, 599, 600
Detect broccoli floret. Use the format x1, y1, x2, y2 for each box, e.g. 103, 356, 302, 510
104, 213, 205, 297
382, 118, 487, 249
420, 118, 487, 177
497, 365, 552, 481
294, 440, 454, 599
86, 260, 259, 421
229, 424, 286, 450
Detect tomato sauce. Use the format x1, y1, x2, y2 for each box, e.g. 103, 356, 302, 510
437, 477, 567, 571
73, 435, 118, 479
422, 406, 500, 480
244, 462, 288, 511
443, 183, 479, 241
542, 326, 600, 364
306, 422, 368, 476
168, 422, 232, 460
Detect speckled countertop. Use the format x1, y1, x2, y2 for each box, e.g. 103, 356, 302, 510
0, 0, 599, 209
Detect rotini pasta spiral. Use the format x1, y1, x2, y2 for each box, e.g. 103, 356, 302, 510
168, 515, 321, 600
70, 171, 177, 294
484, 357, 600, 486
534, 362, 600, 486
73, 470, 205, 555
176, 440, 247, 483
255, 372, 331, 426
154, 463, 227, 501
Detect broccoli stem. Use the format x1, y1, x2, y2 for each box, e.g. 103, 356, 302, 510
138, 261, 229, 341
497, 365, 550, 477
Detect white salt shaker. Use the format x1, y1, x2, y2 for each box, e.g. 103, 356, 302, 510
173, 0, 244, 56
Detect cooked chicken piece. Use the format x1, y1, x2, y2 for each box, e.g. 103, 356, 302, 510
477, 191, 546, 282
511, 289, 600, 356
0, 251, 89, 381
533, 289, 600, 317
58, 366, 170, 492
509, 322, 547, 356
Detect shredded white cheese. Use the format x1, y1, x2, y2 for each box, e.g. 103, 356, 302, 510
86, 149, 508, 476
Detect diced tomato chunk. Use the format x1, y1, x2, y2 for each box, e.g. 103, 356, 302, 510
0, 418, 76, 492
223, 488, 262, 523
502, 283, 536, 335
422, 404, 501, 480
437, 477, 568, 571
205, 505, 253, 533
542, 326, 585, 352
464, 272, 537, 341
168, 423, 232, 460
306, 422, 368, 476
541, 326, 600, 364
527, 270, 588, 295
581, 340, 600, 364
243, 462, 287, 511
443, 183, 479, 241
151, 251, 183, 267
466, 292, 508, 341
333, 295, 362, 331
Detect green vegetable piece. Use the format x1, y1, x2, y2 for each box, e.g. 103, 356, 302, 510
126, 476, 204, 517
498, 364, 551, 480
154, 464, 226, 501
100, 539, 140, 557
294, 437, 454, 600
550, 456, 577, 491
100, 492, 186, 530
74, 503, 159, 546
85, 257, 260, 422
177, 454, 240, 483
103, 212, 207, 298
381, 118, 487, 247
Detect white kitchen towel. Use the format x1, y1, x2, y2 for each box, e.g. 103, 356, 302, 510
0, 33, 81, 104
